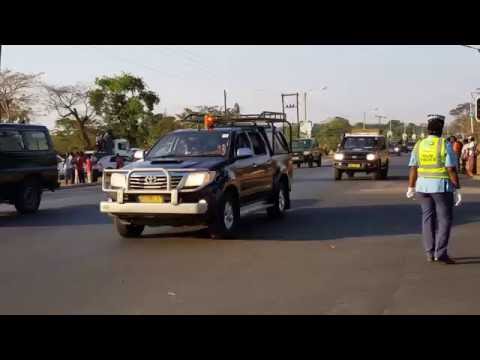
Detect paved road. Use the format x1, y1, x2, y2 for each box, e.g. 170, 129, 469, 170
1, 155, 480, 314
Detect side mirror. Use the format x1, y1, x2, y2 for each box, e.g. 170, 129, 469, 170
236, 147, 254, 159
133, 150, 145, 161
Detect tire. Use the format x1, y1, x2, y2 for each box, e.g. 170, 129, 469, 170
114, 217, 145, 238
317, 157, 322, 167
296, 162, 301, 168
347, 172, 354, 179
208, 191, 240, 239
374, 170, 383, 180
308, 159, 313, 168
334, 168, 342, 181
381, 164, 389, 180
267, 180, 290, 219
14, 179, 42, 214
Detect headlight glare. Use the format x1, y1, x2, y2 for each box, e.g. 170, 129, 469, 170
366, 154, 377, 161
184, 171, 216, 188
334, 153, 344, 161
110, 173, 126, 188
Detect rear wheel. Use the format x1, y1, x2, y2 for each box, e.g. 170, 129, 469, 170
308, 158, 313, 168
334, 168, 343, 181
14, 179, 42, 214
114, 217, 145, 238
317, 157, 322, 167
267, 180, 290, 219
208, 191, 240, 239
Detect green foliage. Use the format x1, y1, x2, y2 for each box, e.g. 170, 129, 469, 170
51, 118, 97, 154
312, 117, 352, 152
89, 73, 160, 147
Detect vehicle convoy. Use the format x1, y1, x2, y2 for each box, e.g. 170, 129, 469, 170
0, 124, 58, 214
333, 129, 389, 180
100, 112, 294, 239
291, 138, 322, 167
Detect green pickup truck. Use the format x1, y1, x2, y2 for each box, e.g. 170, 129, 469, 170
0, 124, 59, 214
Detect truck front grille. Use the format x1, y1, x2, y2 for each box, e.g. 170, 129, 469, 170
128, 174, 184, 190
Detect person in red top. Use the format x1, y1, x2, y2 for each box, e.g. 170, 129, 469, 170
85, 155, 93, 183
115, 154, 124, 169
451, 136, 463, 171
76, 152, 86, 183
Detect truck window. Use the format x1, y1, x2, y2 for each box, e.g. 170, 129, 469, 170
235, 132, 252, 152
247, 131, 267, 155
22, 131, 49, 151
274, 132, 289, 154
0, 130, 25, 152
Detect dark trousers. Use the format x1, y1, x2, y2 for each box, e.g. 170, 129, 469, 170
417, 192, 454, 260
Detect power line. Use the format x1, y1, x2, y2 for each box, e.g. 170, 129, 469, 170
81, 45, 192, 82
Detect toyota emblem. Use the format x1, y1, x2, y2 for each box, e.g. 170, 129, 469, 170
145, 175, 157, 184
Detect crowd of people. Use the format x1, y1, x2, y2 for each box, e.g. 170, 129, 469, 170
447, 135, 478, 177
63, 152, 96, 185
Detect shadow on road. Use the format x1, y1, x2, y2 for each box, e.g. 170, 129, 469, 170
0, 204, 111, 227
451, 257, 480, 265
235, 201, 480, 242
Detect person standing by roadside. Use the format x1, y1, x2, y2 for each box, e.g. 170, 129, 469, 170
76, 152, 86, 184
85, 155, 93, 184
465, 136, 478, 177
64, 152, 74, 185
406, 115, 462, 265
115, 153, 124, 169
451, 136, 463, 171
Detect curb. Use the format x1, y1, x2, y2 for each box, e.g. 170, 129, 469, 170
57, 183, 101, 191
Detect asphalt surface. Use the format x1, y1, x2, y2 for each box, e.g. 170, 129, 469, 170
1, 155, 480, 314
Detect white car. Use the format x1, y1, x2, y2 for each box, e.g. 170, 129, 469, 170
94, 155, 133, 174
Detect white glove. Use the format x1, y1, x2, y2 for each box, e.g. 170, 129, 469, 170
406, 187, 415, 199
454, 190, 462, 207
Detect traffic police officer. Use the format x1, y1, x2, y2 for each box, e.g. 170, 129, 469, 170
406, 115, 462, 264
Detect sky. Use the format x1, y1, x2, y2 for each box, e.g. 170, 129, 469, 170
2, 45, 480, 129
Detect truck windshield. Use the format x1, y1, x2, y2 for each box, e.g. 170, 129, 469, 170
342, 137, 380, 150
292, 139, 312, 151
148, 131, 230, 158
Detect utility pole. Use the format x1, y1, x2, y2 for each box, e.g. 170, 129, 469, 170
363, 112, 366, 129
281, 92, 300, 138
0, 45, 2, 72
304, 92, 307, 122
224, 90, 227, 118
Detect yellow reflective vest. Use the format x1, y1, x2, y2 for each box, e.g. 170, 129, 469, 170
414, 136, 449, 179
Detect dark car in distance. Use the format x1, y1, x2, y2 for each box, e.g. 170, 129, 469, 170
0, 124, 59, 213
333, 130, 389, 180
100, 112, 294, 239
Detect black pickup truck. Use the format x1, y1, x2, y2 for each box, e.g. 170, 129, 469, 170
0, 124, 58, 213
100, 112, 294, 239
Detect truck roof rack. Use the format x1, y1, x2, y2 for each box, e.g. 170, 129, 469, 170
181, 111, 292, 151
181, 111, 288, 126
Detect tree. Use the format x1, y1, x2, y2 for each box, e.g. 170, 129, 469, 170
140, 114, 184, 148
448, 103, 476, 137
89, 73, 160, 146
313, 117, 352, 152
44, 84, 100, 149
0, 70, 42, 123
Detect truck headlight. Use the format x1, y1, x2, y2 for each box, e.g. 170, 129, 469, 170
110, 173, 127, 188
303, 151, 311, 156
334, 153, 344, 161
394, 147, 400, 152
366, 154, 377, 161
183, 171, 216, 188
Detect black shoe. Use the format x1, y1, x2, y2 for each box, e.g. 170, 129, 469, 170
435, 256, 456, 265
426, 255, 434, 262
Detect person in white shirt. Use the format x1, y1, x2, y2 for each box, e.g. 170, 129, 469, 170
64, 152, 74, 185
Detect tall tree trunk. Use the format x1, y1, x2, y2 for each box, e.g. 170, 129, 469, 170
78, 122, 92, 149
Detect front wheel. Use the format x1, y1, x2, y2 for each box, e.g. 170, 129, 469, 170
114, 217, 145, 238
296, 162, 301, 168
14, 180, 42, 214
208, 192, 240, 239
267, 181, 290, 219
317, 157, 322, 167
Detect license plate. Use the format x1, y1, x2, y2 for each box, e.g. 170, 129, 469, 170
347, 163, 361, 168
138, 195, 165, 203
